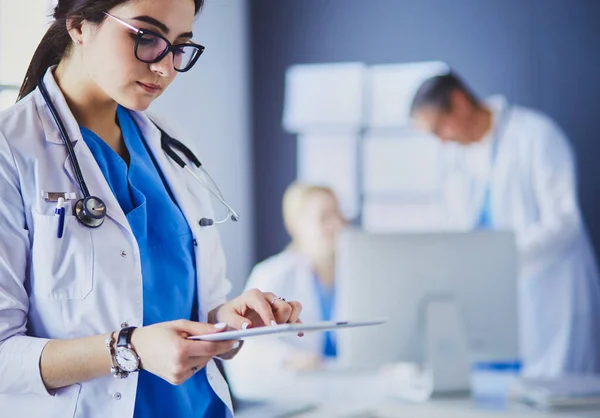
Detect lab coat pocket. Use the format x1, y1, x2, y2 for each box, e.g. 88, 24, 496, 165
31, 212, 93, 299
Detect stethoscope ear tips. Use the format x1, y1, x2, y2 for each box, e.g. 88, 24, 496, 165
231, 214, 240, 222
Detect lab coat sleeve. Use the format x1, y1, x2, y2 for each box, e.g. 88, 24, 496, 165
517, 117, 582, 264
0, 132, 52, 396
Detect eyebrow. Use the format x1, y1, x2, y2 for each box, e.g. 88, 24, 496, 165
131, 15, 194, 39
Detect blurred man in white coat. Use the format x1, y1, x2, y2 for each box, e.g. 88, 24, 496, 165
410, 71, 600, 378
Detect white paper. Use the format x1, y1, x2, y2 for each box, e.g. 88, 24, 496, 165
297, 133, 359, 219
366, 61, 449, 128
283, 63, 365, 133
362, 133, 441, 195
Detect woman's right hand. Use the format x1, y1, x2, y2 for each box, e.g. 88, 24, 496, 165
130, 320, 237, 385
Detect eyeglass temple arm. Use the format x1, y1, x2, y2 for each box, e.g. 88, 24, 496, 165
104, 12, 140, 34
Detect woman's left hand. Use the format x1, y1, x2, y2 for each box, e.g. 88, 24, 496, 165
209, 288, 303, 331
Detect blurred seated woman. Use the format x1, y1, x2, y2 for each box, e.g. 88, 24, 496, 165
224, 182, 347, 400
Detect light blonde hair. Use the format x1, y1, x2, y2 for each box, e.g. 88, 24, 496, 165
282, 181, 335, 238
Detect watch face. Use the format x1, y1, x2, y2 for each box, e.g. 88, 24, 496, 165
115, 347, 139, 372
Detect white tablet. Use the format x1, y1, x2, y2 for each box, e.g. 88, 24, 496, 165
187, 318, 387, 342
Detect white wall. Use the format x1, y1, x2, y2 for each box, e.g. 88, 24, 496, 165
151, 0, 252, 297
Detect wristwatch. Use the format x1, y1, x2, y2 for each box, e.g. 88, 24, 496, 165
115, 326, 141, 374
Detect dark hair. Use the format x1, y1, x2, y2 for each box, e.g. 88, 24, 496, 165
18, 0, 204, 100
410, 71, 480, 115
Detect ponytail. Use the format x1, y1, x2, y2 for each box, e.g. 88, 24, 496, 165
18, 20, 71, 101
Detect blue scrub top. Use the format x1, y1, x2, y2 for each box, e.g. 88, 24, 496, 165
314, 275, 336, 358
81, 106, 226, 418
476, 187, 493, 229
476, 119, 504, 230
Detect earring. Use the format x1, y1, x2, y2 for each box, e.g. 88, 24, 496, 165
75, 40, 82, 45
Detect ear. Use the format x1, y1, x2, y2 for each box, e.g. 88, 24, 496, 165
285, 221, 299, 240
449, 89, 473, 114
66, 17, 84, 45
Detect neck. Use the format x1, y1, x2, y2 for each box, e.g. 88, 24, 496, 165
470, 106, 493, 143
315, 261, 335, 289
290, 242, 336, 288
305, 248, 335, 288
55, 61, 117, 129
54, 60, 125, 157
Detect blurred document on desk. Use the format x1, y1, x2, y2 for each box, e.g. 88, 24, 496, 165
512, 375, 600, 410
283, 63, 365, 132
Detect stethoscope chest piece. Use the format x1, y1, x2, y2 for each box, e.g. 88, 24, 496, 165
75, 196, 107, 228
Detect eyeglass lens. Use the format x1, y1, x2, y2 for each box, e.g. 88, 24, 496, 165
136, 32, 200, 71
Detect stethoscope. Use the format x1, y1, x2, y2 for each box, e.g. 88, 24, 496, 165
37, 79, 239, 229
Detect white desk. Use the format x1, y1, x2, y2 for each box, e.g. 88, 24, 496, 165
237, 397, 600, 418
294, 399, 600, 418
234, 370, 600, 418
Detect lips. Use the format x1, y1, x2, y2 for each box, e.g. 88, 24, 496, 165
137, 81, 162, 94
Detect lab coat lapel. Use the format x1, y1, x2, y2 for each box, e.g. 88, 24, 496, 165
37, 67, 131, 232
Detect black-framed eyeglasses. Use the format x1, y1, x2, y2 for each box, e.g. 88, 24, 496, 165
104, 12, 204, 72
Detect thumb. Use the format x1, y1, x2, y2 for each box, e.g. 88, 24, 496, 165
174, 319, 229, 337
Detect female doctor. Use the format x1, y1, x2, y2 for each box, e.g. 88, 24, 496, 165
410, 72, 600, 378
225, 182, 347, 400
0, 1, 302, 417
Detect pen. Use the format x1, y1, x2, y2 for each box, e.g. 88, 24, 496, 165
55, 197, 66, 239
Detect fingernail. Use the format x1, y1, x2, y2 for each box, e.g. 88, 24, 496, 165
214, 322, 227, 329
231, 341, 241, 350
270, 320, 278, 327
242, 322, 249, 330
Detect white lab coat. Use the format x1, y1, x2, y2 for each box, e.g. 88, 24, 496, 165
0, 68, 235, 417
224, 250, 327, 400
440, 95, 600, 378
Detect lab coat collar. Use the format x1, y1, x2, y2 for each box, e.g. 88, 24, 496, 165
485, 95, 510, 121
35, 67, 131, 232
37, 67, 83, 146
